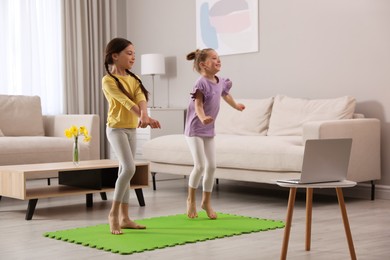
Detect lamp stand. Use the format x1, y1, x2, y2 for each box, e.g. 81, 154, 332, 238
151, 74, 155, 108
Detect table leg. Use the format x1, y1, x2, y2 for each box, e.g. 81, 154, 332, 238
26, 199, 38, 220
86, 194, 93, 207
335, 188, 357, 260
100, 192, 107, 200
281, 187, 297, 260
134, 188, 145, 207
306, 188, 313, 251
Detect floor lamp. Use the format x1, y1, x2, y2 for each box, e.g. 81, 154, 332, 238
141, 54, 166, 108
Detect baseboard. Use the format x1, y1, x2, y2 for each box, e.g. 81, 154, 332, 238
355, 183, 390, 200
325, 183, 390, 200
375, 184, 390, 200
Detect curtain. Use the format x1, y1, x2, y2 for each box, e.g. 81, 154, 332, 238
61, 0, 117, 158
0, 0, 63, 115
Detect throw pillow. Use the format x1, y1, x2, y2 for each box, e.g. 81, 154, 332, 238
216, 98, 274, 135
0, 129, 4, 137
267, 95, 356, 136
0, 95, 45, 136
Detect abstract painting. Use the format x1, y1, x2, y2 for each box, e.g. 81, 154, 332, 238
196, 0, 259, 56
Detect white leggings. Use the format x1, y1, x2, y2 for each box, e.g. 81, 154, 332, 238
185, 136, 216, 192
106, 127, 136, 204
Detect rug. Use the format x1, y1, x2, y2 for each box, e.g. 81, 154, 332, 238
43, 212, 285, 255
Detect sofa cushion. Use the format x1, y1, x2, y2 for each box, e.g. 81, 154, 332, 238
0, 95, 45, 136
216, 98, 274, 135
142, 134, 304, 172
267, 95, 356, 136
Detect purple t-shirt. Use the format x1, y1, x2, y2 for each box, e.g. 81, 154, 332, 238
184, 76, 232, 137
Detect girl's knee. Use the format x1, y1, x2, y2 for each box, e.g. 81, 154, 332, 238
194, 164, 205, 173
123, 164, 136, 174
206, 165, 216, 174
119, 166, 136, 180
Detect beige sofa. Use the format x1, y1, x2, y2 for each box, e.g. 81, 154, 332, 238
0, 95, 100, 173
142, 95, 381, 199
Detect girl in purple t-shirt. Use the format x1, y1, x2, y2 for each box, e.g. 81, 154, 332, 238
184, 48, 245, 219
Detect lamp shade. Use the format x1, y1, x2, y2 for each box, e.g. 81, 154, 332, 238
141, 54, 166, 75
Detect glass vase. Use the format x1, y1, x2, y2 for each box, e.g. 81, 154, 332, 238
73, 137, 79, 166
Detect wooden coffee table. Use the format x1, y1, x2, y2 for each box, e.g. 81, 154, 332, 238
0, 159, 149, 220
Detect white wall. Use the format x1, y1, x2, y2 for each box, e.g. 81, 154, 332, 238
122, 0, 390, 187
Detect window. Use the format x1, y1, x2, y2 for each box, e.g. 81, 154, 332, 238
0, 0, 63, 114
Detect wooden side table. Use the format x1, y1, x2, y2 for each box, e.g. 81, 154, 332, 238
276, 180, 357, 260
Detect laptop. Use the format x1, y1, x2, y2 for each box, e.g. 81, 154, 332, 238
277, 138, 352, 184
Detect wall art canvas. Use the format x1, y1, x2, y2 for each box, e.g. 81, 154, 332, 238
196, 0, 259, 56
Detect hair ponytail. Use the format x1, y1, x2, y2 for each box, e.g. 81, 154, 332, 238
186, 48, 214, 74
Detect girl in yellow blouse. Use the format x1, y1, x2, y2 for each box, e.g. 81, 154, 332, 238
102, 38, 160, 235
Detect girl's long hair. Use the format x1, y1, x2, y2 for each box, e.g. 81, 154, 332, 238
104, 38, 149, 101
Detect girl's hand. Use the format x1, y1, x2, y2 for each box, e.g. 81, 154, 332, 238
200, 115, 214, 125
148, 118, 161, 129
138, 114, 150, 128
236, 103, 245, 111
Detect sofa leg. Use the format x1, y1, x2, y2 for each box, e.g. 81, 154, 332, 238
151, 172, 157, 191
216, 178, 219, 185
371, 180, 375, 200
47, 178, 51, 186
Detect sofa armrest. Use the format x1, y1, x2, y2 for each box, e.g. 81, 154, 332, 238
303, 118, 381, 182
43, 114, 100, 160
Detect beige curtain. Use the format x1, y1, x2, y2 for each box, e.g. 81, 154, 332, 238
61, 0, 117, 158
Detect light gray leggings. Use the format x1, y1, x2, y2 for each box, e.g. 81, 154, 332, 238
106, 127, 136, 204
185, 136, 216, 192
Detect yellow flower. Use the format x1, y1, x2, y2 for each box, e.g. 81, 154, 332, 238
80, 126, 89, 136
70, 125, 78, 136
64, 125, 91, 142
64, 129, 73, 138
84, 135, 91, 142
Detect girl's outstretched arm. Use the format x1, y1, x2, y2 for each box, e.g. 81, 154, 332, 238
222, 94, 245, 111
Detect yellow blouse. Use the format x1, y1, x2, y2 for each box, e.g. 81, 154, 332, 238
102, 74, 146, 128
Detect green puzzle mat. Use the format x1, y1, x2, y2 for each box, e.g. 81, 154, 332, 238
44, 212, 285, 255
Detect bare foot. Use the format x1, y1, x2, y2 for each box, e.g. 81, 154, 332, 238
108, 214, 122, 235
120, 219, 146, 229
201, 203, 217, 219
187, 199, 198, 218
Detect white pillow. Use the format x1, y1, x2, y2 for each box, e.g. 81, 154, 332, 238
216, 98, 274, 135
0, 95, 45, 136
267, 95, 356, 136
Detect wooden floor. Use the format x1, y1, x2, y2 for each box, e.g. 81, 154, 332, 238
1, 176, 389, 260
